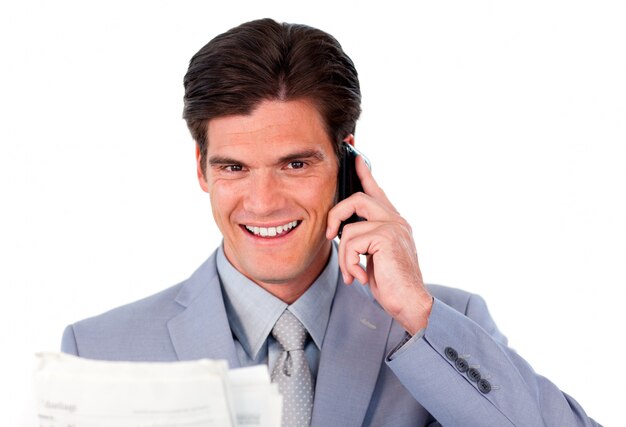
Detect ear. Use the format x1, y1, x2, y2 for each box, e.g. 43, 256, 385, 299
196, 144, 210, 193
343, 134, 355, 147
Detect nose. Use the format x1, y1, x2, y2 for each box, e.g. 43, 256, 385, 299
242, 170, 287, 217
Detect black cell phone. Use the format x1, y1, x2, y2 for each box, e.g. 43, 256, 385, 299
337, 143, 371, 238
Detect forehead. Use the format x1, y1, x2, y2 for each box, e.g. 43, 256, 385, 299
206, 100, 332, 155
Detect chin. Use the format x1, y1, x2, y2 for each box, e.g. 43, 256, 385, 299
226, 237, 331, 287
243, 261, 306, 285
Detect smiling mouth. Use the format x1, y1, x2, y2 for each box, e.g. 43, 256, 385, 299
243, 220, 300, 238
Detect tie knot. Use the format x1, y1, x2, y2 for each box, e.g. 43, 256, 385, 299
271, 310, 308, 351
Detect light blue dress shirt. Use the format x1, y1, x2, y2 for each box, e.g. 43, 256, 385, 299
216, 244, 338, 378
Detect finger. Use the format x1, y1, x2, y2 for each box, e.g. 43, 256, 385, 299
366, 254, 377, 289
355, 155, 396, 212
346, 245, 368, 285
337, 225, 354, 285
342, 267, 355, 285
339, 231, 369, 285
342, 228, 383, 285
326, 192, 396, 239
337, 221, 385, 284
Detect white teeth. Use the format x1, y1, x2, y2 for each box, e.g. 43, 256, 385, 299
245, 221, 298, 237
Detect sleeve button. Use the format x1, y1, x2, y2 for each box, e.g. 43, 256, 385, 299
455, 357, 469, 373
478, 378, 492, 394
444, 347, 458, 361
467, 367, 481, 382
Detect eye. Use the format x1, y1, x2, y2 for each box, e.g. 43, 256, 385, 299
224, 164, 243, 172
288, 161, 305, 169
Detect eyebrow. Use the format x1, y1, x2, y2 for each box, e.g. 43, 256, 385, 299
208, 149, 326, 167
208, 156, 247, 167
276, 149, 325, 165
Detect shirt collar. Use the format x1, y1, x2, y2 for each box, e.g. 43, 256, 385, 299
216, 242, 339, 359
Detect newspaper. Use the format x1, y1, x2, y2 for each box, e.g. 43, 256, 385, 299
30, 352, 282, 427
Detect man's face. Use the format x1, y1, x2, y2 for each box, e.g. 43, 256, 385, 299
197, 100, 339, 293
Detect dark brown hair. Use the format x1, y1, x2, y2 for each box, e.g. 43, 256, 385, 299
183, 18, 361, 174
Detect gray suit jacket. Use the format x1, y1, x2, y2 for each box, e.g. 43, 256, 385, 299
62, 251, 600, 426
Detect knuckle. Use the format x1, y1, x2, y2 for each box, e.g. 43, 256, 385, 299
395, 215, 412, 234
353, 191, 368, 203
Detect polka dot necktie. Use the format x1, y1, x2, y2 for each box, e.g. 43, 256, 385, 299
271, 310, 314, 427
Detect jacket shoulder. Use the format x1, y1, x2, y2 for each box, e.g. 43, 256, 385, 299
63, 283, 186, 360
426, 283, 507, 344
425, 283, 474, 313
75, 282, 185, 331
63, 252, 220, 360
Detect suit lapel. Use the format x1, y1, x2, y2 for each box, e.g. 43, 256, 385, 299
166, 251, 394, 425
311, 275, 393, 427
167, 253, 241, 369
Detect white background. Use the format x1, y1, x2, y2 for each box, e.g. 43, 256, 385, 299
1, 1, 624, 425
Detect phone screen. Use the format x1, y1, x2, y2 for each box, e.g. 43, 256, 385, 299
337, 143, 370, 238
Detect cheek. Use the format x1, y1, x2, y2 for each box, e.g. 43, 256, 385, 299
300, 176, 337, 213
321, 173, 338, 200
209, 182, 238, 220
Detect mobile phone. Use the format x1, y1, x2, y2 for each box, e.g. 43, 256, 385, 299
337, 143, 371, 238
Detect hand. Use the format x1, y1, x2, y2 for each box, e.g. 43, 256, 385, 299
326, 156, 433, 335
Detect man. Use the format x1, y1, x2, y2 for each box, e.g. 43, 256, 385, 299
62, 18, 600, 426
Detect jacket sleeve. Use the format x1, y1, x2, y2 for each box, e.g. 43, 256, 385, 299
386, 295, 601, 427
61, 324, 79, 356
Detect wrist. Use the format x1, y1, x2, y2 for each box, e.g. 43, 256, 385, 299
397, 292, 433, 335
